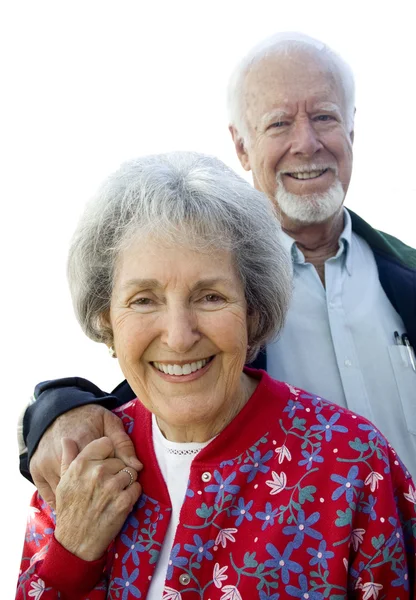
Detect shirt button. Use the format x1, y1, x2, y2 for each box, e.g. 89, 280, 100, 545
179, 574, 191, 586
201, 471, 212, 482
344, 359, 352, 367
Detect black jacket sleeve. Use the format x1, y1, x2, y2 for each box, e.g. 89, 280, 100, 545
19, 350, 267, 483
20, 377, 135, 483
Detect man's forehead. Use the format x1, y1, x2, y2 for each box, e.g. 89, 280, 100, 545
244, 52, 343, 113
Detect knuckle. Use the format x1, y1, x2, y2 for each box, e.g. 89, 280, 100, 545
74, 454, 89, 471
92, 463, 107, 481
98, 436, 115, 453
116, 492, 135, 513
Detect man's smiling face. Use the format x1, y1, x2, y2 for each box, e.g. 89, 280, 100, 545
235, 51, 354, 226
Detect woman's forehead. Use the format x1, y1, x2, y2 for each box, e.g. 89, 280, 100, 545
113, 235, 241, 289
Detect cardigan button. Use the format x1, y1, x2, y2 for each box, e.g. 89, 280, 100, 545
201, 471, 212, 482
179, 573, 191, 586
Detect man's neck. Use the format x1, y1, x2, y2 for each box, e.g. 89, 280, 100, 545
282, 208, 345, 285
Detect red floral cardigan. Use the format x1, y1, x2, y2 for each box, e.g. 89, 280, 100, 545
17, 370, 416, 599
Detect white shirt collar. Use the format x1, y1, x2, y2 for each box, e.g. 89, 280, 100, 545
280, 207, 352, 275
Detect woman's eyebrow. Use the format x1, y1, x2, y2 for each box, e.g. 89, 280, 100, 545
120, 277, 235, 292
120, 278, 160, 292
192, 277, 235, 289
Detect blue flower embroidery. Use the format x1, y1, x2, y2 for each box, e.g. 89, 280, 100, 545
255, 502, 279, 530
114, 566, 141, 599
286, 574, 324, 599
259, 592, 280, 600
283, 510, 323, 549
362, 494, 378, 520
392, 566, 409, 590
184, 534, 214, 562
310, 413, 348, 441
231, 498, 254, 526
298, 447, 324, 471
331, 465, 364, 503
306, 540, 334, 569
284, 399, 305, 418
358, 423, 386, 446
240, 450, 273, 482
120, 530, 145, 565
265, 542, 302, 584
185, 479, 194, 498
166, 543, 188, 580
26, 525, 43, 547
205, 470, 240, 504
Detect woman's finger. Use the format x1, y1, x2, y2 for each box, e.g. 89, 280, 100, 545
75, 436, 115, 462
115, 466, 138, 489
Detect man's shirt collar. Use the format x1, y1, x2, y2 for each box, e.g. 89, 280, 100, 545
280, 207, 352, 275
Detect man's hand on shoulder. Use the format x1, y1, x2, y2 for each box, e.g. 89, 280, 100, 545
30, 404, 143, 508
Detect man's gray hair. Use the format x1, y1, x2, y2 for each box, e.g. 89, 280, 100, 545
227, 32, 355, 142
68, 152, 293, 361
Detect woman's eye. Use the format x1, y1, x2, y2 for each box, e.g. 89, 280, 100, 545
204, 294, 224, 303
131, 297, 153, 306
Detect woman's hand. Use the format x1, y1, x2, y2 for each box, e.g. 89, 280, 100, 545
30, 404, 143, 509
54, 437, 142, 561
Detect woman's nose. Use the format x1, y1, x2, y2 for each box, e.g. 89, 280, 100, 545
160, 308, 201, 353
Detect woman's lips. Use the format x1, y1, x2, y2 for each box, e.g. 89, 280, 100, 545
151, 356, 214, 382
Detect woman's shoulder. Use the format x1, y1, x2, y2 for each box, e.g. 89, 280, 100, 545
255, 371, 411, 481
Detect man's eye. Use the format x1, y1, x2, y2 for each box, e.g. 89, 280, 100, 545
270, 121, 287, 128
315, 115, 334, 122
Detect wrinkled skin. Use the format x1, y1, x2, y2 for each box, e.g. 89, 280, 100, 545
55, 436, 141, 561
30, 404, 142, 509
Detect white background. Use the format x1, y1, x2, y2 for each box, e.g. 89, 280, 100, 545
2, 0, 415, 594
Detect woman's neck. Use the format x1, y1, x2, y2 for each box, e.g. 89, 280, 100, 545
155, 373, 258, 443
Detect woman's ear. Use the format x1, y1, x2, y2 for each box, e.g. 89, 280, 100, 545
98, 312, 115, 355
246, 309, 260, 349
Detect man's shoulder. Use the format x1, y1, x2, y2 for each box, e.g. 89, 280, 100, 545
348, 208, 416, 269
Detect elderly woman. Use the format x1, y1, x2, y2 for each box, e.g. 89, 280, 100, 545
17, 153, 415, 599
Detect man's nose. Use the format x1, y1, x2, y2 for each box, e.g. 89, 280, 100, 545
160, 307, 201, 353
289, 119, 323, 156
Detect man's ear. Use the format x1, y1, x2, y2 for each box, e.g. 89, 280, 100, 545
349, 107, 356, 144
229, 125, 251, 171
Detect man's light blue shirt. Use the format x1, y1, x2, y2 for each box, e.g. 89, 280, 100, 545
267, 209, 416, 478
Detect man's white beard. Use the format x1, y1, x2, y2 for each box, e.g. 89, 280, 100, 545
275, 177, 345, 224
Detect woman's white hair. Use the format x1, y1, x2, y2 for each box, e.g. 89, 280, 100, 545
68, 152, 293, 361
227, 32, 355, 142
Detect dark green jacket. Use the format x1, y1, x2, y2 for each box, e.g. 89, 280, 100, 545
348, 209, 416, 349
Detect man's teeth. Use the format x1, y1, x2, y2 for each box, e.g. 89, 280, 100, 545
153, 358, 210, 375
289, 169, 326, 180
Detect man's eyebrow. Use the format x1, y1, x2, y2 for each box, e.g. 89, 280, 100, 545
260, 109, 290, 128
313, 102, 342, 113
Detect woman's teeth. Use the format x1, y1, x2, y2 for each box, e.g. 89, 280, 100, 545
153, 358, 210, 375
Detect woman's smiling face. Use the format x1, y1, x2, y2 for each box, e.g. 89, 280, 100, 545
108, 233, 253, 441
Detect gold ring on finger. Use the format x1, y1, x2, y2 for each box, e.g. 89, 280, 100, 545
119, 467, 134, 487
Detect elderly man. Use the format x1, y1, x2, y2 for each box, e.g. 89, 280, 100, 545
19, 33, 416, 504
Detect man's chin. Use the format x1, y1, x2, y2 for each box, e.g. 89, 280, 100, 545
275, 183, 345, 226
